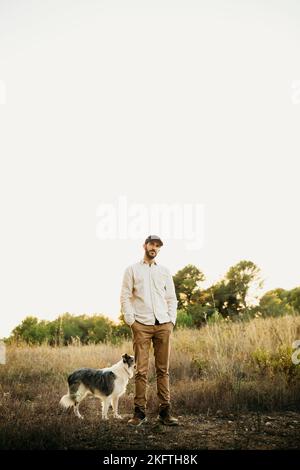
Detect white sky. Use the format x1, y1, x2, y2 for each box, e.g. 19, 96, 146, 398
1, 0, 300, 338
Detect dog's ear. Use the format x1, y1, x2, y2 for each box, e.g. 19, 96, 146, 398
122, 353, 128, 363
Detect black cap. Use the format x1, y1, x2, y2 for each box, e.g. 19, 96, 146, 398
145, 235, 163, 246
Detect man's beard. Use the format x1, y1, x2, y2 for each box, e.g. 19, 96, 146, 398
145, 249, 156, 259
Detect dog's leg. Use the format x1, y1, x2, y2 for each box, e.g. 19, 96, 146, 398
74, 403, 84, 419
101, 398, 110, 420
112, 395, 122, 419
73, 384, 87, 419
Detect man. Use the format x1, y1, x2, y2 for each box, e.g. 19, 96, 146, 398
120, 235, 178, 427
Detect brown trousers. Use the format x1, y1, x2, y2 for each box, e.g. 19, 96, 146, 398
131, 320, 173, 412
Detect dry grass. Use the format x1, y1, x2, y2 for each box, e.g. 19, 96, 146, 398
0, 314, 300, 449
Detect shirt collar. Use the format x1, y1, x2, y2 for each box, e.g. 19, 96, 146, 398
140, 259, 157, 266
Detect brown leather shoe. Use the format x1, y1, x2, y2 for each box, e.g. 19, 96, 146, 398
158, 406, 179, 426
128, 408, 147, 427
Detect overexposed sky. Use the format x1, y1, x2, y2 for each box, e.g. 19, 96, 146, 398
1, 0, 300, 338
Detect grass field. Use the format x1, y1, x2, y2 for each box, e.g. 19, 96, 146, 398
1, 314, 300, 449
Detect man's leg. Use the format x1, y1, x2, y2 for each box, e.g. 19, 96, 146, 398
152, 322, 172, 407
153, 322, 178, 425
129, 322, 153, 424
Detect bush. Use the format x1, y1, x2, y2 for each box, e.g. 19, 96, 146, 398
186, 304, 220, 327
251, 346, 300, 384
9, 313, 116, 345
176, 309, 194, 328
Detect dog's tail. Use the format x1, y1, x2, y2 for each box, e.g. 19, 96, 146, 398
59, 392, 75, 409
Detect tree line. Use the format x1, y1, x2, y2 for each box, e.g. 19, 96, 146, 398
6, 260, 300, 345
173, 260, 299, 327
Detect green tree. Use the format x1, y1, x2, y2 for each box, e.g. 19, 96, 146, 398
176, 309, 194, 328
225, 260, 262, 309
11, 316, 50, 344
186, 304, 219, 327
10, 313, 118, 345
88, 315, 114, 343
210, 261, 263, 318
286, 287, 300, 313
58, 313, 113, 344
259, 289, 293, 318
173, 264, 205, 309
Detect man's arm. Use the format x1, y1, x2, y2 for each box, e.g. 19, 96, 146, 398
120, 266, 136, 326
165, 270, 178, 325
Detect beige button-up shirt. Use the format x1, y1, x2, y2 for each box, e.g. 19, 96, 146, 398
120, 260, 178, 326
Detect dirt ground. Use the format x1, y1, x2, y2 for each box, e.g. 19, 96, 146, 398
2, 409, 299, 450
71, 411, 300, 450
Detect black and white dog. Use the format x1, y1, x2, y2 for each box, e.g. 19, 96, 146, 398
59, 353, 135, 420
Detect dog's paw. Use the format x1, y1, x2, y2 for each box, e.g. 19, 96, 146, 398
114, 414, 123, 420
102, 416, 109, 421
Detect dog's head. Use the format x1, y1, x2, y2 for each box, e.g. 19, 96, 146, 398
122, 353, 135, 378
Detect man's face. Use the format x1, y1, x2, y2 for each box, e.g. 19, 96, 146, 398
144, 241, 161, 259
